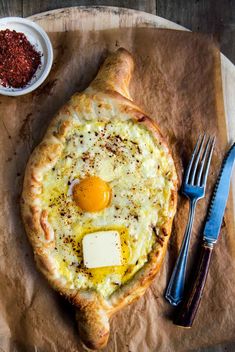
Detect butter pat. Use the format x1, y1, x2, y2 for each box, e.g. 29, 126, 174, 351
82, 231, 122, 268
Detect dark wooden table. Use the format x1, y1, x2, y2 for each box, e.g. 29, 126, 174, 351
1, 0, 235, 64
0, 1, 234, 351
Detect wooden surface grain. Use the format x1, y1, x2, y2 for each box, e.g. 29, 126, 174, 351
0, 2, 234, 352
0, 1, 235, 63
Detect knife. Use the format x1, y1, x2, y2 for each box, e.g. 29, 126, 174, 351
175, 142, 235, 328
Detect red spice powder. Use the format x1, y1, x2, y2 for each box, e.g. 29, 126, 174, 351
0, 29, 41, 88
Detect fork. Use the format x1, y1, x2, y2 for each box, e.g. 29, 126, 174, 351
165, 134, 215, 306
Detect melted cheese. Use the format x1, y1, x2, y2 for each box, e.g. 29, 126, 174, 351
41, 118, 176, 297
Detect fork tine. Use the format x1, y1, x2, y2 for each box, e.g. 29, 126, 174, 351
189, 134, 206, 184
200, 136, 216, 187
195, 136, 211, 185
184, 135, 202, 184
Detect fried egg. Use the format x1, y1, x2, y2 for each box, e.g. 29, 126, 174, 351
41, 118, 176, 297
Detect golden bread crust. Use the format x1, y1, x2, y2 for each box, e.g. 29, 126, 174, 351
21, 48, 177, 350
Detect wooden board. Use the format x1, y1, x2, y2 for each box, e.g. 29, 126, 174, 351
0, 6, 231, 352
29, 6, 235, 210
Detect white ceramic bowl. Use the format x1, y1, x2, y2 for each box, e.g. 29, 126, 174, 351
0, 17, 53, 96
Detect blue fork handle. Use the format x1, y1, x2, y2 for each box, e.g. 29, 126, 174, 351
165, 199, 197, 306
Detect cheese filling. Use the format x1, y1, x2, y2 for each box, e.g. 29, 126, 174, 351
41, 118, 176, 297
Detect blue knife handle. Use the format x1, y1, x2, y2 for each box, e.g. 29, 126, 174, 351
174, 241, 213, 327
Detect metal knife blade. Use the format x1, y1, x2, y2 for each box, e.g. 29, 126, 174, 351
203, 142, 235, 244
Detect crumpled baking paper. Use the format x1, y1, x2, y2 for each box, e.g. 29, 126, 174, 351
0, 27, 234, 352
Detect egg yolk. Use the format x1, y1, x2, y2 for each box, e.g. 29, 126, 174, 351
72, 176, 111, 212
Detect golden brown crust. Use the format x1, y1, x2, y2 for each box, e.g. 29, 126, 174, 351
90, 48, 134, 100
21, 48, 178, 350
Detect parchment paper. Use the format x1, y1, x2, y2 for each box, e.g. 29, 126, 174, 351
0, 28, 234, 352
